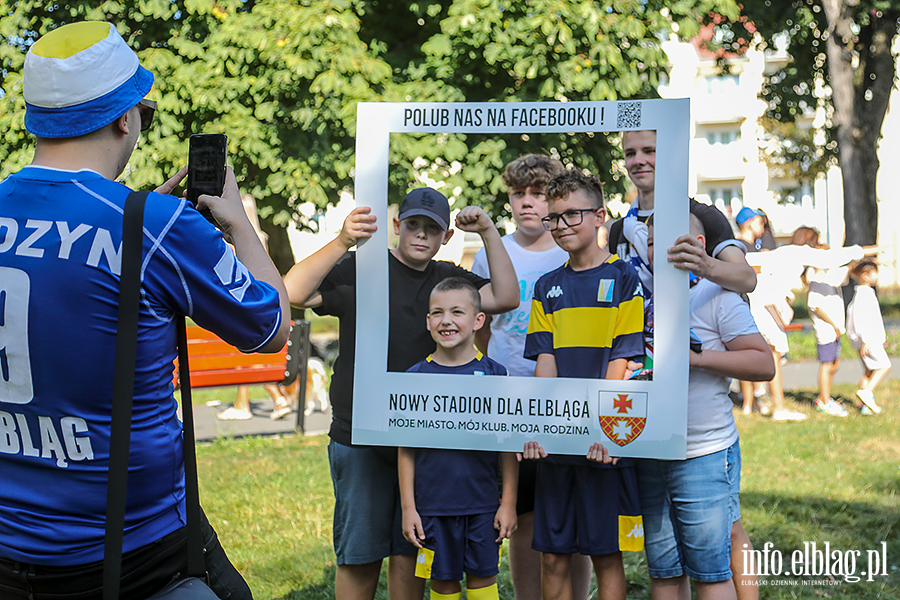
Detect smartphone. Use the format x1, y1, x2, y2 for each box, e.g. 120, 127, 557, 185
689, 329, 703, 354
186, 133, 227, 226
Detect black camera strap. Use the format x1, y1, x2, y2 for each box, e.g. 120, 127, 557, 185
103, 190, 205, 599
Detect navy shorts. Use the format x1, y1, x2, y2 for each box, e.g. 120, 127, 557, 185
328, 441, 416, 564
817, 340, 840, 364
416, 512, 501, 581
533, 460, 643, 556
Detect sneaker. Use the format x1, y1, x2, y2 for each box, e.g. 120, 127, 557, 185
815, 399, 848, 417
270, 396, 294, 420
772, 409, 808, 422
860, 405, 879, 416
855, 390, 883, 414
216, 406, 252, 420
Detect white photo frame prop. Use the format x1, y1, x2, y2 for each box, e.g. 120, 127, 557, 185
352, 99, 689, 459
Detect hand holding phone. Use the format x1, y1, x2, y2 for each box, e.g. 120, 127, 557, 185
186, 133, 227, 226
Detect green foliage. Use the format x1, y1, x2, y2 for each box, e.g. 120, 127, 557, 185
713, 1, 899, 244
716, 0, 898, 124
0, 0, 391, 233
371, 0, 741, 218
1, 0, 741, 232
758, 117, 836, 184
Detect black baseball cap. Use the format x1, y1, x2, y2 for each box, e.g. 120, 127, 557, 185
398, 188, 451, 231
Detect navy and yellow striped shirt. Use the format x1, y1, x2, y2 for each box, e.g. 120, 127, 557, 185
525, 255, 644, 379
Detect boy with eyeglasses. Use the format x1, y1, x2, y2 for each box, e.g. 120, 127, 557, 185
523, 169, 645, 600
470, 155, 593, 600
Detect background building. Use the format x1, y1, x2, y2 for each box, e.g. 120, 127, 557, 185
660, 30, 900, 285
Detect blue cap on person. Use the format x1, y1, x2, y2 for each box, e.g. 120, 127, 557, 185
735, 206, 761, 225
398, 187, 451, 231
24, 22, 154, 138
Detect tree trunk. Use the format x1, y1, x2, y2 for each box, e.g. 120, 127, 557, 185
259, 217, 296, 276
822, 0, 895, 246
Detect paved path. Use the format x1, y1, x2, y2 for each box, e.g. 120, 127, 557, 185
190, 356, 900, 442
190, 399, 331, 442
780, 355, 900, 389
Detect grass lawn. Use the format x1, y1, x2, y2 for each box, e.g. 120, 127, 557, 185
786, 323, 900, 363
196, 377, 900, 599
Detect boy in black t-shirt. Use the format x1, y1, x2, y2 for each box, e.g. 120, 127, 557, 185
284, 188, 518, 600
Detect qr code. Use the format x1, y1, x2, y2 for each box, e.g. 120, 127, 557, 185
617, 101, 642, 129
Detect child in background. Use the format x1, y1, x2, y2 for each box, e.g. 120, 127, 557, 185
744, 227, 864, 422
847, 260, 890, 414
637, 214, 775, 600
806, 256, 853, 417
399, 277, 518, 600
523, 169, 645, 600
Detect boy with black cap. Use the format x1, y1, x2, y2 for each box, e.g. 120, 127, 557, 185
284, 188, 517, 600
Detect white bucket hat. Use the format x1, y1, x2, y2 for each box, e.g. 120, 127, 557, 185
24, 21, 154, 138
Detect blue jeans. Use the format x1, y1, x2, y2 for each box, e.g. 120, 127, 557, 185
636, 440, 741, 582
0, 509, 251, 600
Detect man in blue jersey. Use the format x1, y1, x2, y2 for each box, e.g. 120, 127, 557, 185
399, 277, 517, 600
0, 21, 290, 599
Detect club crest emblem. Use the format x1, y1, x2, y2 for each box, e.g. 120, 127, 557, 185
598, 391, 648, 446
597, 279, 615, 303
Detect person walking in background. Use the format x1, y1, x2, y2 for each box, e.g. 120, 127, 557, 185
799, 228, 855, 417
218, 194, 296, 421
745, 227, 866, 421
847, 260, 890, 414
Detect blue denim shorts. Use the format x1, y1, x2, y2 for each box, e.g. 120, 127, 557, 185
636, 440, 741, 582
328, 441, 416, 564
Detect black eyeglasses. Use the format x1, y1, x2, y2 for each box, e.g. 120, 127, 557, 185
138, 99, 156, 132
541, 208, 597, 231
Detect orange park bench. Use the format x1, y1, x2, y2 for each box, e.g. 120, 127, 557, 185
179, 326, 290, 388
174, 321, 318, 432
